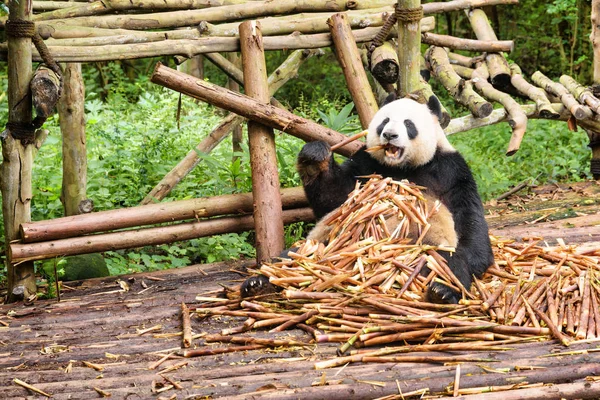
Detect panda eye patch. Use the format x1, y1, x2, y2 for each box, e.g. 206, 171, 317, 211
404, 119, 418, 139
376, 117, 390, 136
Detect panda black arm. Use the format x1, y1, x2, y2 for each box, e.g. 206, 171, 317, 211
297, 142, 376, 219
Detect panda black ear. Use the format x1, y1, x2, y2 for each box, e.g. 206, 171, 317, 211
426, 95, 443, 121
381, 92, 398, 106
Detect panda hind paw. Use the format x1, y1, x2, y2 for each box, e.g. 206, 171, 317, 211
240, 275, 281, 298
425, 281, 461, 304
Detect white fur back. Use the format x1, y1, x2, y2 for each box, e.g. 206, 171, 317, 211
366, 98, 455, 167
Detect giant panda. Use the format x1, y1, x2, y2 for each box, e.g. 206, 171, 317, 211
296, 95, 494, 304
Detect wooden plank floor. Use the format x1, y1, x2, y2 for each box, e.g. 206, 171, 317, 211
2, 183, 600, 399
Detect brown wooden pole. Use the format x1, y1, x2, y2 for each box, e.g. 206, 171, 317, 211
10, 208, 315, 263
58, 63, 89, 216
397, 0, 423, 97
328, 13, 378, 128
2, 0, 37, 300
239, 20, 284, 263
20, 186, 309, 243
150, 63, 362, 157
227, 52, 244, 159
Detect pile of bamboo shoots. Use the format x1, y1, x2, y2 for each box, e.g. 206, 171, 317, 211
191, 176, 600, 366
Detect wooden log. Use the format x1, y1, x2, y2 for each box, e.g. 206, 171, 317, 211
21, 187, 309, 243
328, 13, 378, 128
422, 32, 513, 52
150, 63, 362, 157
592, 0, 600, 84
454, 381, 600, 400
203, 8, 436, 37
471, 62, 527, 156
58, 63, 88, 217
24, 0, 350, 29
240, 20, 284, 262
33, 1, 88, 11
30, 65, 61, 121
31, 0, 252, 21
425, 46, 492, 118
9, 207, 315, 263
370, 41, 399, 85
560, 74, 600, 113
445, 103, 600, 136
466, 8, 511, 89
510, 64, 560, 119
0, 21, 437, 62
531, 71, 592, 120
397, 0, 423, 96
142, 49, 317, 204
2, 0, 37, 301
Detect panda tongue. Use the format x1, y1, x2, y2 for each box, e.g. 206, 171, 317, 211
385, 145, 402, 159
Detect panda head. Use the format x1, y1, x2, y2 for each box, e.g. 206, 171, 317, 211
366, 95, 454, 167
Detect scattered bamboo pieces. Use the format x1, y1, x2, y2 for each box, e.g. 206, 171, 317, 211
13, 378, 52, 398
185, 176, 600, 372
181, 302, 192, 348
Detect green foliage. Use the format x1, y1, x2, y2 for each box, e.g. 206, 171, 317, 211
450, 119, 591, 201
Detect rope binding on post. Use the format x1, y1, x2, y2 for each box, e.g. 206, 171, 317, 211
4, 19, 63, 144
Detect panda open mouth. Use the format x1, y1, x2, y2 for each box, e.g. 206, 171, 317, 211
385, 144, 403, 159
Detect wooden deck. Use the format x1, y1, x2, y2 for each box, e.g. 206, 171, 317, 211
2, 182, 600, 399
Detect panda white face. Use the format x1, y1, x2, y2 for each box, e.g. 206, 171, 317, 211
366, 98, 454, 167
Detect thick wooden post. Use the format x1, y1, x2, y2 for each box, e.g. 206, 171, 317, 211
239, 20, 284, 263
59, 63, 89, 216
2, 0, 37, 300
328, 13, 378, 128
396, 0, 423, 97
590, 0, 600, 179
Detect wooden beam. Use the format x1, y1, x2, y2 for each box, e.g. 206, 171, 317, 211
10, 208, 314, 263
150, 63, 363, 157
397, 0, 423, 96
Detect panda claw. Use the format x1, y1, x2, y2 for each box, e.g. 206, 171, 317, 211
426, 282, 461, 304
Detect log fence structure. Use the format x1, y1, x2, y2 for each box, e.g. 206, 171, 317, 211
2, 0, 600, 397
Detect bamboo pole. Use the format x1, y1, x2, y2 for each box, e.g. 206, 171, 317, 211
454, 380, 600, 400
531, 71, 591, 120
396, 0, 423, 97
560, 74, 600, 113
2, 0, 37, 301
471, 62, 527, 156
20, 187, 309, 243
58, 63, 88, 216
150, 63, 363, 157
425, 46, 492, 118
239, 20, 284, 262
10, 208, 315, 263
466, 8, 511, 89
510, 64, 560, 119
422, 32, 513, 52
328, 13, 378, 128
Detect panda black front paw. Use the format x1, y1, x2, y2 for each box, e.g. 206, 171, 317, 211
426, 281, 461, 304
297, 141, 332, 181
